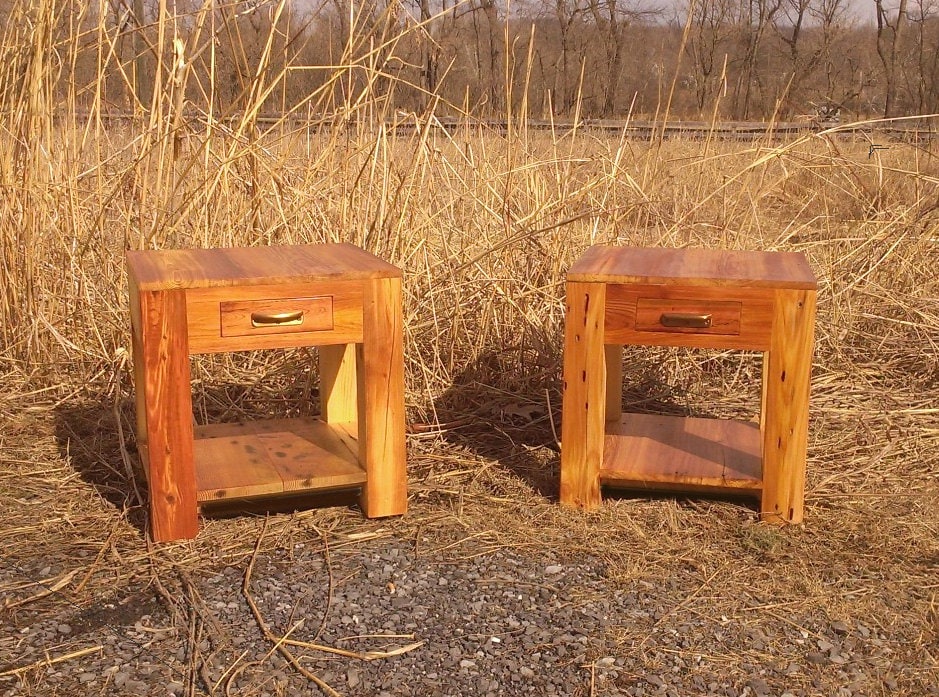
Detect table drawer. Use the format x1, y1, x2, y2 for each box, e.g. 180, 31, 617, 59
220, 296, 333, 338
603, 283, 774, 350
185, 280, 365, 353
635, 298, 741, 335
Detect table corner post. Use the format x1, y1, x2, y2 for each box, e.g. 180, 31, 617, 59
761, 287, 817, 524
360, 275, 408, 518
559, 280, 606, 510
137, 288, 199, 541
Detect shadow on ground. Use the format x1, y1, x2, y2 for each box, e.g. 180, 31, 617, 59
429, 346, 762, 509
53, 397, 149, 534
52, 380, 368, 538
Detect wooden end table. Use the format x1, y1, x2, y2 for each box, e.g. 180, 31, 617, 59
127, 243, 407, 541
559, 246, 817, 523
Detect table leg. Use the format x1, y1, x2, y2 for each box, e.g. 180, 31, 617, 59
320, 342, 360, 439
135, 289, 198, 541
605, 344, 623, 424
560, 281, 606, 509
761, 288, 816, 524
360, 277, 407, 517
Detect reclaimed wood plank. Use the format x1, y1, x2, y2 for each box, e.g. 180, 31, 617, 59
359, 277, 408, 517
569, 246, 817, 289
127, 242, 401, 291
559, 281, 607, 509
136, 289, 198, 541
760, 288, 817, 524
185, 280, 364, 354
192, 418, 365, 502
604, 284, 774, 350
601, 413, 762, 495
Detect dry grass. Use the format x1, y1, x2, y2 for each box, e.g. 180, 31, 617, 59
1, 1, 938, 694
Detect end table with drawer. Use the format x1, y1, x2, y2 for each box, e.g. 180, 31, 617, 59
127, 243, 407, 542
559, 246, 817, 523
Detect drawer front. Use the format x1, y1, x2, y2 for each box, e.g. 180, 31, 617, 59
186, 280, 365, 354
220, 296, 334, 338
604, 283, 774, 350
635, 298, 741, 335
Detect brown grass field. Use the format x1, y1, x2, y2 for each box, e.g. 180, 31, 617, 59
1, 3, 939, 695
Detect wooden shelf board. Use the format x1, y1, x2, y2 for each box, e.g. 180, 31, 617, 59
600, 413, 762, 496
191, 417, 365, 502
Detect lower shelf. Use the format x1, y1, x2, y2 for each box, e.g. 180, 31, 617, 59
601, 413, 763, 497
191, 417, 366, 502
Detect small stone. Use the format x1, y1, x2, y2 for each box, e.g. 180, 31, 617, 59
806, 651, 828, 664
520, 667, 535, 679
832, 621, 850, 635
78, 673, 95, 684
460, 659, 476, 669
347, 668, 361, 689
748, 678, 770, 695
167, 681, 185, 695
113, 672, 129, 687
56, 624, 71, 634
544, 565, 563, 575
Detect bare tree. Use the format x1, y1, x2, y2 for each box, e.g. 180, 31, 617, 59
874, 0, 910, 117
549, 0, 586, 113
585, 0, 651, 116
907, 0, 939, 111
687, 0, 738, 112
732, 0, 782, 119
478, 0, 504, 111
771, 0, 852, 116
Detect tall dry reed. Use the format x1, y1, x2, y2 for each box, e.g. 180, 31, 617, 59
0, 0, 935, 422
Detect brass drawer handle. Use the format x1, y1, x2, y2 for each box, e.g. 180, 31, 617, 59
660, 312, 712, 329
251, 310, 304, 327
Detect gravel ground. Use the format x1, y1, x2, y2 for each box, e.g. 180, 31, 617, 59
1, 519, 934, 697
2, 394, 938, 697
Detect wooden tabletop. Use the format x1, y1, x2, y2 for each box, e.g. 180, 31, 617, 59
127, 243, 401, 290
567, 246, 817, 289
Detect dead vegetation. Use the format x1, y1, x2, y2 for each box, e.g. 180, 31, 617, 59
1, 1, 938, 694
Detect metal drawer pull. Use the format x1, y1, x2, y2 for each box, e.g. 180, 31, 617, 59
660, 312, 712, 329
251, 310, 304, 327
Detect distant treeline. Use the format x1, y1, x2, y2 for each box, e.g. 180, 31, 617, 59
16, 0, 939, 121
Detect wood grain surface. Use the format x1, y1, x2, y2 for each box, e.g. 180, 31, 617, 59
360, 277, 408, 517
559, 281, 607, 509
127, 242, 401, 291
569, 246, 817, 289
191, 418, 365, 502
601, 413, 762, 496
760, 288, 817, 524
136, 289, 199, 541
605, 283, 774, 350
184, 280, 364, 353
